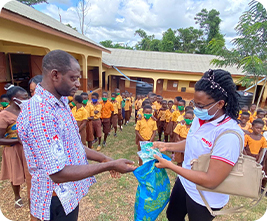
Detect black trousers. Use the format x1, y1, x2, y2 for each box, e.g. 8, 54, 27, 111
166, 178, 222, 221
50, 196, 79, 221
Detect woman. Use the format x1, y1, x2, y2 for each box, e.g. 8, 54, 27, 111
28, 75, 42, 97
153, 69, 243, 221
0, 85, 29, 208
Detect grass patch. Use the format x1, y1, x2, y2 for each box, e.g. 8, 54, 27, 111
0, 115, 266, 220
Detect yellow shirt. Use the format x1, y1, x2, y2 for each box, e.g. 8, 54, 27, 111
173, 124, 190, 139
177, 112, 185, 122
100, 100, 114, 119
137, 108, 144, 117
116, 95, 123, 109
136, 99, 143, 110
165, 109, 172, 123
152, 102, 161, 111
85, 103, 94, 117
90, 102, 102, 119
158, 109, 167, 121
135, 118, 157, 140
238, 122, 252, 131
71, 106, 88, 122
171, 110, 180, 122
111, 101, 119, 114
245, 135, 267, 155
172, 105, 177, 111
125, 97, 131, 111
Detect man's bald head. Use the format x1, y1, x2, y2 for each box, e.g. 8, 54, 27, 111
42, 50, 78, 75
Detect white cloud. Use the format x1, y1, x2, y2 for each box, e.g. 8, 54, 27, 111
41, 0, 252, 49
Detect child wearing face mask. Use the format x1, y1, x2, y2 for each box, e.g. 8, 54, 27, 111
173, 111, 194, 166
0, 94, 10, 112
164, 100, 174, 143
176, 100, 186, 123
135, 105, 157, 166
90, 92, 102, 151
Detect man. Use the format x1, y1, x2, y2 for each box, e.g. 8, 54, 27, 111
17, 50, 135, 221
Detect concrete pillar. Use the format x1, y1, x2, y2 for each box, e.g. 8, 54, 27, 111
153, 78, 158, 93
104, 73, 109, 91
81, 55, 88, 92
98, 58, 102, 89
163, 79, 168, 91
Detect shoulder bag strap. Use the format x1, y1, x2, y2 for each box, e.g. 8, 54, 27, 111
198, 130, 266, 216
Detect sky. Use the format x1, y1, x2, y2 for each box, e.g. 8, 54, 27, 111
12, 0, 264, 49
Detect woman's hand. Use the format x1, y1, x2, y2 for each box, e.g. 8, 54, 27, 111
153, 141, 167, 152
154, 155, 172, 169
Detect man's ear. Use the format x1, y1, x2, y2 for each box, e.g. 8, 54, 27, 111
50, 69, 59, 82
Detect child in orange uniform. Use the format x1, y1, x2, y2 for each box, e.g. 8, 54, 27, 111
164, 100, 174, 142
135, 105, 157, 165
91, 92, 103, 151
135, 95, 142, 124
71, 95, 88, 145
83, 96, 94, 149
157, 100, 168, 141
125, 92, 131, 125
115, 88, 123, 130
238, 111, 252, 134
111, 93, 119, 137
100, 92, 114, 149
176, 99, 186, 123
173, 111, 194, 165
244, 119, 267, 175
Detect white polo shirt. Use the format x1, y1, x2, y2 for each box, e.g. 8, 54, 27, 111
179, 114, 244, 208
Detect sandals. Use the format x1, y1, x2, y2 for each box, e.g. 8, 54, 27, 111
14, 198, 23, 208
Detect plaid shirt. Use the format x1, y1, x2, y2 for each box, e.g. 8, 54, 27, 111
17, 85, 96, 220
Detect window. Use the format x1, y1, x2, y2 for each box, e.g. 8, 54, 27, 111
181, 87, 186, 92
189, 81, 196, 88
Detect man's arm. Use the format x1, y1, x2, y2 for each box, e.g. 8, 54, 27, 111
50, 159, 135, 183
84, 147, 112, 162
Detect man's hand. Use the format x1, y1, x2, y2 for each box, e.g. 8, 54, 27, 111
112, 159, 137, 173
152, 141, 167, 152
102, 157, 121, 178
154, 154, 173, 169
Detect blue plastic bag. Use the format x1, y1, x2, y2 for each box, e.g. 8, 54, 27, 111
133, 154, 171, 221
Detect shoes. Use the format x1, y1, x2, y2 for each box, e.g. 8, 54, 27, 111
114, 133, 117, 137
97, 145, 102, 151
92, 139, 97, 144
102, 141, 106, 147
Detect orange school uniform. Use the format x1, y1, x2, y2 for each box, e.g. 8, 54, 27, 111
244, 134, 267, 155
135, 118, 157, 142
238, 122, 252, 131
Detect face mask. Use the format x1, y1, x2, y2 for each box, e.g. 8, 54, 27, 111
178, 106, 184, 111
102, 97, 107, 102
193, 101, 219, 121
82, 100, 88, 105
70, 101, 76, 107
0, 102, 9, 108
184, 119, 193, 125
116, 93, 120, 95
111, 97, 115, 101
144, 113, 152, 120
13, 98, 29, 109
92, 99, 98, 103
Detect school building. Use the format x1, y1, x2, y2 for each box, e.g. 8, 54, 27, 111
102, 48, 266, 105
0, 1, 109, 96
0, 1, 266, 106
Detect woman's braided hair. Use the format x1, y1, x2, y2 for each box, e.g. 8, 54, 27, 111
195, 69, 239, 122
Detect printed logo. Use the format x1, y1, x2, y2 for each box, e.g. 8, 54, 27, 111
201, 137, 212, 147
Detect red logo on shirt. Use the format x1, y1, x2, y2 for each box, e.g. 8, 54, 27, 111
201, 138, 212, 147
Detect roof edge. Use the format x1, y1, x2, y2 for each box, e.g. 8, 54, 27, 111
1, 8, 111, 54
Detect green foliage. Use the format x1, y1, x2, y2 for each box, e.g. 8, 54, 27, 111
17, 0, 48, 6
159, 28, 176, 52
99, 40, 133, 49
65, 24, 78, 31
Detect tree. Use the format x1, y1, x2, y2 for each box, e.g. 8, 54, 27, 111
17, 0, 48, 6
176, 27, 205, 53
209, 0, 267, 106
159, 28, 176, 52
100, 40, 113, 48
194, 9, 225, 54
66, 24, 78, 32
134, 29, 155, 51
76, 0, 91, 35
